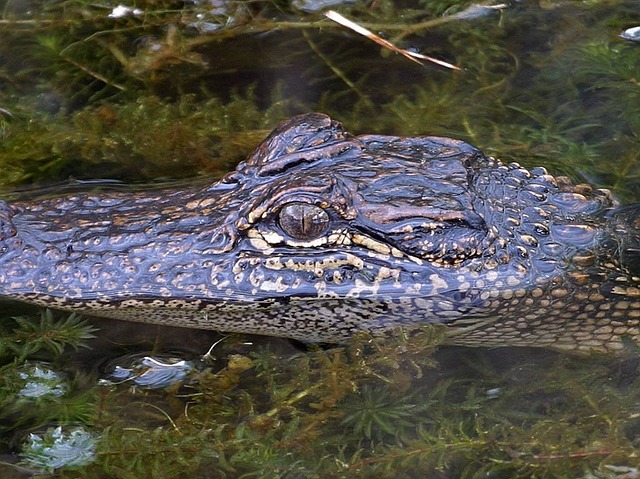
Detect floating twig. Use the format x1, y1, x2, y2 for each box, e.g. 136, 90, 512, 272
324, 10, 461, 70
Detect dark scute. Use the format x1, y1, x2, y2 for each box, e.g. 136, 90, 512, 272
0, 200, 17, 241
246, 113, 348, 171
386, 222, 487, 263
609, 204, 640, 274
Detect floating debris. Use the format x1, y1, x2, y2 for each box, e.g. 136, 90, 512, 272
620, 26, 640, 43
100, 354, 194, 389
14, 362, 67, 400
293, 0, 360, 13
20, 425, 97, 471
108, 5, 143, 19
0, 106, 13, 118
451, 3, 508, 21
188, 21, 223, 34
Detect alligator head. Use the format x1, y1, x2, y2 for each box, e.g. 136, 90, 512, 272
1, 113, 639, 352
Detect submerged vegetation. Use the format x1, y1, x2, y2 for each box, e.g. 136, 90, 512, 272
0, 0, 638, 197
2, 314, 640, 477
1, 0, 640, 476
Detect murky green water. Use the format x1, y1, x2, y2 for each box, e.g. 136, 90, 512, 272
0, 0, 639, 477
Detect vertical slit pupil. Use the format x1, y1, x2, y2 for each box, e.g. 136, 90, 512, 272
279, 202, 329, 240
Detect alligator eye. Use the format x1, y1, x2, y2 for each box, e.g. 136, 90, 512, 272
278, 202, 329, 240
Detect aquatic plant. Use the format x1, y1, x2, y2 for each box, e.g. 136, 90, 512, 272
0, 0, 636, 198
0, 309, 96, 362
339, 383, 428, 443
1, 307, 640, 477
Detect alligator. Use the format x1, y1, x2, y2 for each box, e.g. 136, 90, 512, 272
1, 113, 639, 353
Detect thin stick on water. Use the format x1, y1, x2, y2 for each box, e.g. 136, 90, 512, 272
324, 10, 461, 71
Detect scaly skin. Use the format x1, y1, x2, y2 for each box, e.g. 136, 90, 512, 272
0, 113, 639, 352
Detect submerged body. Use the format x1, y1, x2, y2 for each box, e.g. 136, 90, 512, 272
0, 113, 639, 352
